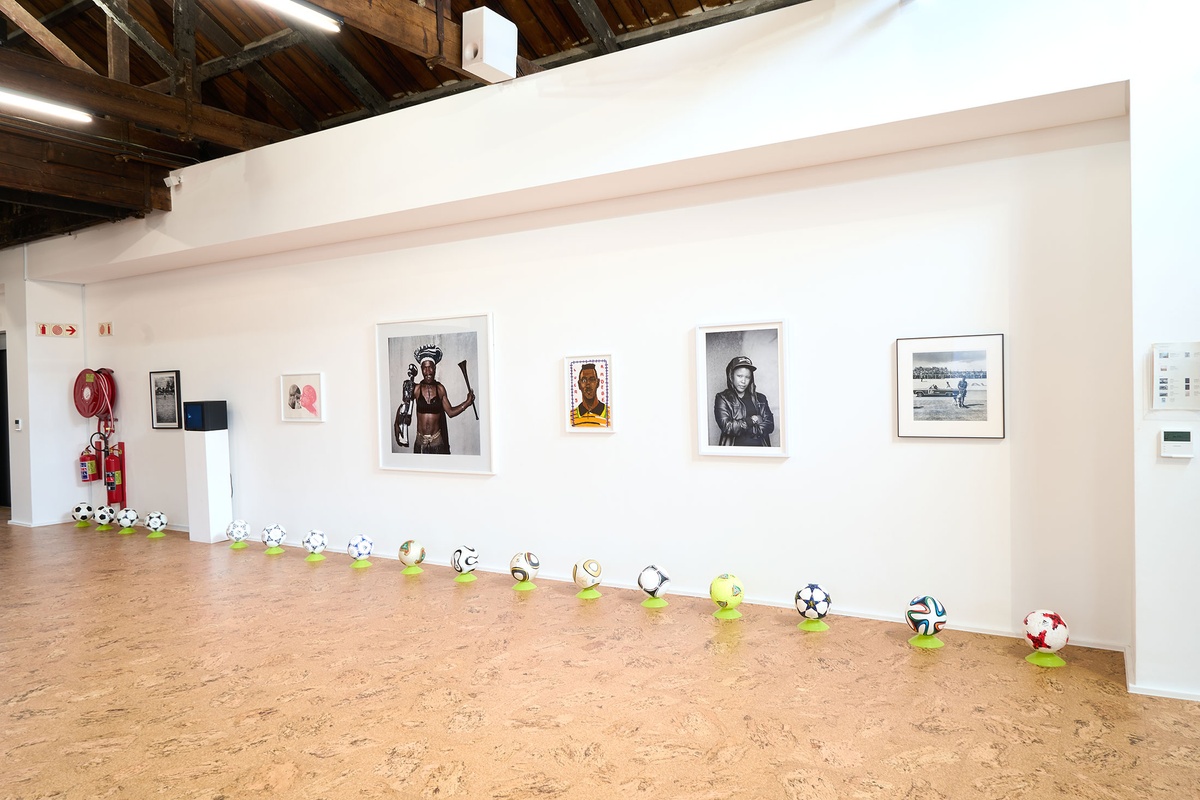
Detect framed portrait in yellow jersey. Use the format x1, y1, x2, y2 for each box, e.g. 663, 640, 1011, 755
565, 355, 614, 433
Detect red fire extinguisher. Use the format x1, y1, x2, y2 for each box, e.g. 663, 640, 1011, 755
80, 448, 99, 483
105, 442, 126, 507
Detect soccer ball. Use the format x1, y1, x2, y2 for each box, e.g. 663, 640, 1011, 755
452, 545, 479, 574
145, 512, 168, 532
115, 508, 140, 529
399, 539, 426, 567
795, 583, 832, 620
572, 558, 602, 590
637, 565, 670, 598
710, 573, 745, 610
347, 534, 373, 561
262, 524, 286, 548
1023, 609, 1069, 653
906, 595, 947, 636
72, 502, 93, 522
509, 552, 540, 582
94, 505, 116, 525
226, 520, 250, 542
303, 530, 328, 554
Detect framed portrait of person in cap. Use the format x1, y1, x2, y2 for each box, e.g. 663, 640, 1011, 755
376, 313, 494, 474
696, 321, 788, 458
565, 355, 614, 433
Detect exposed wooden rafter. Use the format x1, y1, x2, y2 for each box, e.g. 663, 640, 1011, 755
0, 0, 96, 73
107, 0, 129, 82
3, 0, 93, 46
563, 0, 618, 54
299, 30, 388, 114
91, 0, 178, 74
172, 0, 197, 100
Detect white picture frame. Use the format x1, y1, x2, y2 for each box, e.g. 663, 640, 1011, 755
281, 373, 324, 422
696, 321, 787, 458
564, 355, 614, 433
896, 333, 1005, 439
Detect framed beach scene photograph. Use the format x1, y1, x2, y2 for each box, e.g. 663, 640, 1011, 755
896, 333, 1005, 439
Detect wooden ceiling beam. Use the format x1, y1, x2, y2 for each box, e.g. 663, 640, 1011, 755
0, 47, 294, 150
299, 31, 388, 114
107, 0, 130, 82
144, 28, 306, 91
172, 0, 197, 100
0, 0, 97, 73
0, 134, 170, 211
4, 0, 93, 46
563, 0, 618, 54
0, 205, 131, 246
313, 0, 462, 66
0, 187, 131, 219
0, 114, 202, 168
91, 0, 179, 74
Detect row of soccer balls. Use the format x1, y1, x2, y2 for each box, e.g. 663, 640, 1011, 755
72, 503, 167, 531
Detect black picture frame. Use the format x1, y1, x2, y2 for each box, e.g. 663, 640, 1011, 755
149, 370, 182, 429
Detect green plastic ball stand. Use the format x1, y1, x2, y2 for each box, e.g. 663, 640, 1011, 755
713, 607, 743, 620
454, 573, 478, 583
230, 541, 248, 550
909, 634, 944, 649
147, 530, 166, 539
1025, 651, 1066, 668
402, 565, 424, 575
642, 597, 668, 608
576, 587, 602, 599
305, 552, 325, 562
351, 558, 371, 569
264, 546, 284, 555
74, 520, 91, 528
96, 524, 114, 532
117, 527, 136, 535
512, 580, 536, 592
798, 619, 830, 632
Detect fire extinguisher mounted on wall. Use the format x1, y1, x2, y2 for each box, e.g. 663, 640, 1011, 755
74, 369, 126, 508
79, 445, 100, 483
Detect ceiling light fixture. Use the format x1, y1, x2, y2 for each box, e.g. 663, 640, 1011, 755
255, 0, 343, 34
0, 88, 92, 124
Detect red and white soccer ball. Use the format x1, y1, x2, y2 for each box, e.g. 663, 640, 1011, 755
1023, 609, 1069, 653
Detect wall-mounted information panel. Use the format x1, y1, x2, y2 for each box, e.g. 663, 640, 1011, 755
1152, 343, 1200, 410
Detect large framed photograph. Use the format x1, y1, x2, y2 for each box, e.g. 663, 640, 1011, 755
565, 355, 614, 433
149, 370, 181, 429
897, 333, 1005, 439
377, 314, 493, 474
281, 373, 324, 422
696, 322, 787, 457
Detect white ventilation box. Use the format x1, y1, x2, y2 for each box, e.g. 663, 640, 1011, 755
462, 7, 518, 83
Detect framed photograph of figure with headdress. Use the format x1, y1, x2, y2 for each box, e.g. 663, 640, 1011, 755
376, 314, 494, 474
696, 322, 788, 458
565, 355, 614, 433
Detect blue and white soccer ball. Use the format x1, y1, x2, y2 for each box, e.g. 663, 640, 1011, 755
452, 545, 479, 574
509, 552, 539, 582
906, 595, 947, 636
115, 508, 140, 529
347, 534, 373, 561
94, 505, 116, 525
795, 583, 832, 620
573, 558, 602, 590
145, 512, 168, 532
637, 565, 670, 598
262, 524, 286, 548
303, 530, 328, 554
399, 539, 426, 567
71, 502, 94, 522
226, 520, 250, 542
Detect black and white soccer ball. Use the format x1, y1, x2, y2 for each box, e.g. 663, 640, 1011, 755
795, 583, 832, 620
452, 545, 479, 574
71, 502, 94, 522
226, 520, 250, 542
303, 530, 328, 554
115, 508, 140, 529
93, 505, 116, 525
509, 552, 540, 582
347, 534, 373, 561
145, 511, 168, 532
262, 524, 286, 548
637, 565, 670, 598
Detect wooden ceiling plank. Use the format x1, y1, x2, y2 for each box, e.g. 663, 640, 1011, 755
619, 0, 807, 45
495, 0, 557, 58
108, 0, 130, 81
197, 28, 305, 82
173, 0, 197, 99
0, 47, 293, 150
604, 0, 650, 32
91, 0, 179, 74
0, 0, 97, 73
4, 0, 95, 45
0, 207, 133, 246
0, 187, 127, 219
563, 0, 619, 53
299, 32, 388, 114
0, 146, 168, 211
313, 0, 462, 66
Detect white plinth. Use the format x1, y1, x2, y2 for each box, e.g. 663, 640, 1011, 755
184, 428, 232, 543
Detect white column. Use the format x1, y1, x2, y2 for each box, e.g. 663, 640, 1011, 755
183, 428, 232, 543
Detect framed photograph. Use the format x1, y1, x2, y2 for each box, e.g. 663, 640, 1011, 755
149, 370, 181, 429
696, 322, 787, 457
281, 373, 324, 422
565, 356, 614, 433
377, 314, 493, 474
897, 333, 1005, 438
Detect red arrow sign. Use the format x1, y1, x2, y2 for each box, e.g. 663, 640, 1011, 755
64, 325, 76, 336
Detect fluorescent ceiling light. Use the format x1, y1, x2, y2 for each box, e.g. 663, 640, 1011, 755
0, 88, 91, 124
255, 0, 343, 33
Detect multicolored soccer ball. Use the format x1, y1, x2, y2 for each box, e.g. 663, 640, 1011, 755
906, 595, 947, 636
452, 545, 478, 574
71, 502, 93, 522
303, 530, 328, 554
226, 520, 250, 542
1023, 609, 1069, 653
93, 505, 116, 525
710, 574, 744, 610
509, 552, 539, 582
572, 558, 602, 590
795, 583, 831, 620
145, 512, 168, 532
347, 534, 373, 561
115, 508, 140, 529
399, 539, 426, 567
637, 565, 670, 598
262, 524, 286, 548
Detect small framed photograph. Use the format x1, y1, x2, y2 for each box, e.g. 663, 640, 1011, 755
696, 322, 787, 457
281, 373, 324, 422
377, 313, 493, 474
149, 370, 181, 429
897, 333, 1005, 438
565, 356, 614, 433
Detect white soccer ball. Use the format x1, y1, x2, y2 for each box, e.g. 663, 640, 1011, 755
399, 539, 426, 567
509, 552, 540, 582
145, 512, 168, 532
262, 524, 286, 548
906, 595, 947, 636
347, 534, 373, 560
452, 545, 479, 574
226, 520, 250, 542
1023, 609, 1070, 653
94, 505, 116, 525
115, 508, 140, 529
303, 530, 328, 554
795, 583, 832, 620
637, 565, 670, 598
572, 558, 602, 590
71, 502, 94, 522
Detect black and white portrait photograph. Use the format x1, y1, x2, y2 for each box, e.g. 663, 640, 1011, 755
377, 314, 493, 474
896, 333, 1005, 439
696, 321, 788, 457
149, 370, 181, 429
